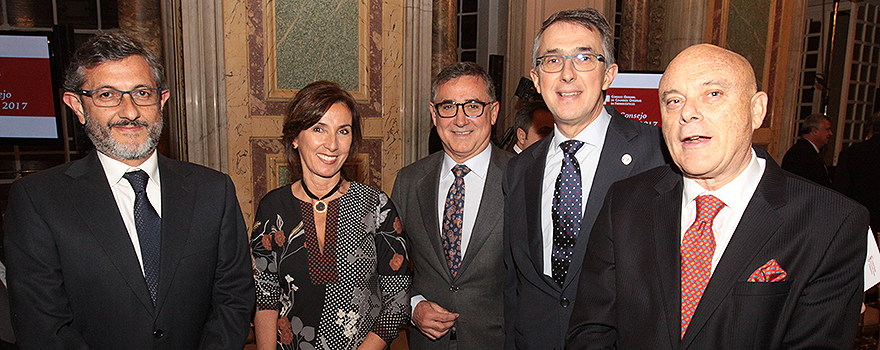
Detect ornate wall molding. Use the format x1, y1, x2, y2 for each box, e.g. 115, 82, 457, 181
263, 0, 371, 102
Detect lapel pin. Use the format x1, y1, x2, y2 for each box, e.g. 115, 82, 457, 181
621, 153, 632, 165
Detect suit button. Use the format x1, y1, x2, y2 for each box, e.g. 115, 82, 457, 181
560, 298, 570, 308
449, 285, 459, 292
153, 330, 164, 339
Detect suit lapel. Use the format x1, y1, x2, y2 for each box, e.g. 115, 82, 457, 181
415, 155, 452, 281
154, 156, 195, 310
525, 138, 551, 286
459, 147, 504, 277
65, 152, 156, 313
680, 150, 786, 348
650, 168, 686, 348
565, 112, 640, 288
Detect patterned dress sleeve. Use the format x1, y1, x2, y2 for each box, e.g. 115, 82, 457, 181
369, 192, 412, 343
249, 195, 283, 312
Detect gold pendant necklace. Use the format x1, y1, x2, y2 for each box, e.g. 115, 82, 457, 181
301, 178, 343, 213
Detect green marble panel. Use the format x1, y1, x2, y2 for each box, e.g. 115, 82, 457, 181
275, 0, 359, 90
727, 0, 770, 90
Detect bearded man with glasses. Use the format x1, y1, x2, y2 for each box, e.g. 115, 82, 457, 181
392, 62, 513, 349
502, 8, 670, 349
4, 31, 254, 350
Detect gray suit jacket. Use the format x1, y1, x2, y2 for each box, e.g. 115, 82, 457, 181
503, 106, 668, 350
4, 151, 255, 350
392, 144, 513, 350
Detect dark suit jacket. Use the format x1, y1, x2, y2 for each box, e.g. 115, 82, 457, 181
567, 148, 869, 350
4, 151, 255, 350
392, 145, 513, 350
834, 136, 880, 231
781, 138, 831, 187
503, 106, 668, 350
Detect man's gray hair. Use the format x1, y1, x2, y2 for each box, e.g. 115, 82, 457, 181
532, 8, 616, 68
63, 31, 166, 92
431, 62, 496, 102
799, 113, 829, 136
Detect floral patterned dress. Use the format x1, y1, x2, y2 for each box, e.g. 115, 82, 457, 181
250, 182, 411, 350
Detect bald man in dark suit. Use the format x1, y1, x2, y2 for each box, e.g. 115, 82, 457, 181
567, 44, 868, 350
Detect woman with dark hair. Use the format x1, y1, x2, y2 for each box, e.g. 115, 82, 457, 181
250, 81, 410, 350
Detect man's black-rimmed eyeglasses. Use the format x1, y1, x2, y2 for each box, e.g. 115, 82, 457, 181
433, 100, 493, 118
78, 87, 164, 107
535, 53, 606, 73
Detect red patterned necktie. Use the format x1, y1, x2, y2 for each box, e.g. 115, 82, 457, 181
680, 194, 724, 337
442, 164, 470, 277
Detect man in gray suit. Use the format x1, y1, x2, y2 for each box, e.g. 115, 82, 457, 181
503, 8, 668, 349
393, 62, 512, 349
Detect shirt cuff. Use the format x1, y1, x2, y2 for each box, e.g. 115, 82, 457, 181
410, 294, 427, 324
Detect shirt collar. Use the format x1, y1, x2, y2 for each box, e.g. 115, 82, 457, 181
98, 151, 161, 188
805, 138, 821, 153
441, 145, 492, 181
549, 107, 611, 155
682, 148, 765, 214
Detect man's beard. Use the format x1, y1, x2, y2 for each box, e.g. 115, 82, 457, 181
84, 112, 163, 161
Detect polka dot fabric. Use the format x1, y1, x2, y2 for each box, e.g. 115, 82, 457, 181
249, 182, 412, 349
680, 194, 724, 337
551, 140, 584, 286
122, 170, 161, 304
304, 201, 340, 285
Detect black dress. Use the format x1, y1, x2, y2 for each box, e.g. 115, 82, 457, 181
251, 182, 411, 350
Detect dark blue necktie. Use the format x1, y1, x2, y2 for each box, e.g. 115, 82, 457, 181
551, 140, 584, 286
123, 170, 161, 304
442, 164, 470, 278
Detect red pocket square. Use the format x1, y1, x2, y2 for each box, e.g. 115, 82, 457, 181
747, 259, 787, 282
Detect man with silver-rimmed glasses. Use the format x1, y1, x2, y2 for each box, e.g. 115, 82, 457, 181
502, 8, 669, 349
4, 31, 254, 350
393, 61, 513, 349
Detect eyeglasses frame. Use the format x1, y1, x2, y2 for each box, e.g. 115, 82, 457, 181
77, 87, 166, 107
535, 53, 606, 73
432, 100, 496, 118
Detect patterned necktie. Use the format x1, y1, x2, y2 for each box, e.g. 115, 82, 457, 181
551, 140, 584, 286
442, 164, 470, 278
680, 194, 724, 337
123, 170, 161, 304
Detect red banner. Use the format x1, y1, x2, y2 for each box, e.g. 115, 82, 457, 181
0, 57, 55, 117
605, 73, 663, 127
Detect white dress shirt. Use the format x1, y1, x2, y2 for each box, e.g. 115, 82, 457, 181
680, 149, 765, 275
412, 146, 492, 312
98, 151, 162, 276
541, 108, 610, 276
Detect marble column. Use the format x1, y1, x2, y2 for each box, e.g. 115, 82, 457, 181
119, 0, 164, 61
662, 0, 706, 67
432, 0, 458, 76
119, 0, 170, 157
618, 0, 665, 71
